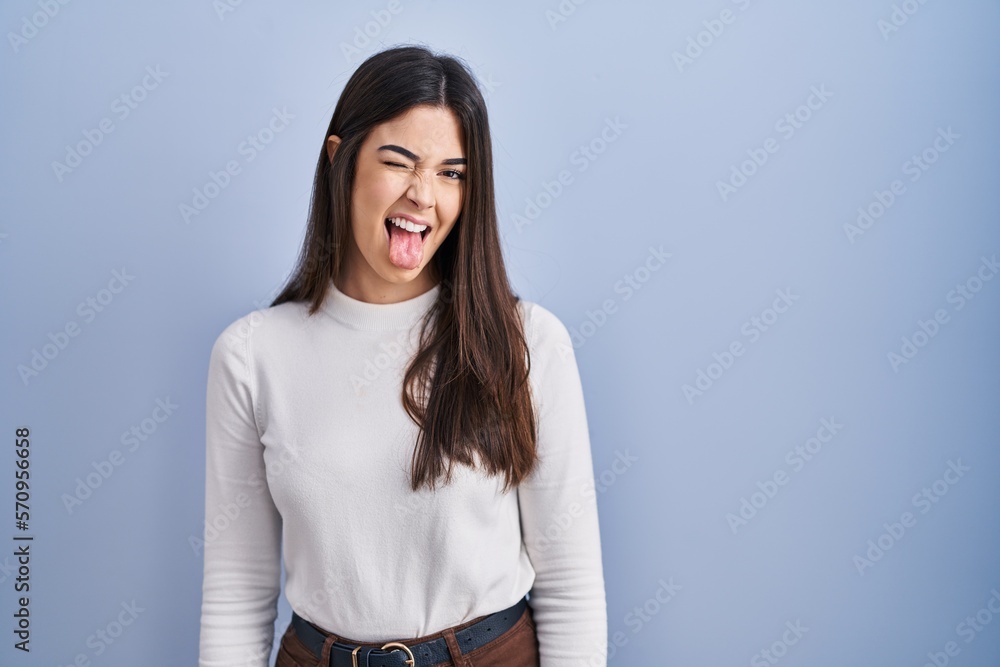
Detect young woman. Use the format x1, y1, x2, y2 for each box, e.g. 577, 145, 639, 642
198, 45, 607, 667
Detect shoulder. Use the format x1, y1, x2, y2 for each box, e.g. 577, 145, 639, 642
516, 297, 576, 363
208, 300, 312, 368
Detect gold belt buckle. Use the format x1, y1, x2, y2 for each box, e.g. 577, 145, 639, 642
351, 641, 415, 667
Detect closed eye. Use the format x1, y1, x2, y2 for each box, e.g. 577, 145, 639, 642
383, 161, 465, 180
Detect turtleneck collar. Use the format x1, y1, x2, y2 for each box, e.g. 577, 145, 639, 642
319, 278, 442, 331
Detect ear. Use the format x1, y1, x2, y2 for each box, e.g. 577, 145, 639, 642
326, 135, 342, 164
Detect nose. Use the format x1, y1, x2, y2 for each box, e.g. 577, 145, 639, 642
405, 168, 436, 211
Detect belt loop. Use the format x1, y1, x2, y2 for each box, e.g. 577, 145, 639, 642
442, 628, 471, 667
320, 634, 337, 666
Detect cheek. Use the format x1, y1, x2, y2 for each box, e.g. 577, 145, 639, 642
445, 192, 465, 231
354, 173, 402, 220
440, 187, 464, 219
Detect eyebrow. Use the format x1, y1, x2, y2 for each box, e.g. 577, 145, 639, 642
378, 144, 467, 166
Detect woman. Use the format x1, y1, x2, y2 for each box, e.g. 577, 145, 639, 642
198, 45, 607, 667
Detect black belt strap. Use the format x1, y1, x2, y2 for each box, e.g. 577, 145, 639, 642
290, 595, 529, 667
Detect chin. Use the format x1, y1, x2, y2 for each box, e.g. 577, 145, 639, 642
378, 263, 421, 279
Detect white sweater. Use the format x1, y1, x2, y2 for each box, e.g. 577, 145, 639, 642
198, 279, 607, 666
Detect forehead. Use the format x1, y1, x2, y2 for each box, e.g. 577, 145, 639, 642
366, 105, 465, 157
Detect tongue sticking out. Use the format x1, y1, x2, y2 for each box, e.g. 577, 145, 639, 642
387, 220, 424, 270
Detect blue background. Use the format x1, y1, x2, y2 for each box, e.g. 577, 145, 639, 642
2, 0, 999, 665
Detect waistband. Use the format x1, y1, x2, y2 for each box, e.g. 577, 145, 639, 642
290, 595, 529, 667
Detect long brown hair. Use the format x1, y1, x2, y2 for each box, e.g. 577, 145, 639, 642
270, 45, 537, 494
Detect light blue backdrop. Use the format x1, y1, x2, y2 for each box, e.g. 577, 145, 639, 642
2, 0, 998, 665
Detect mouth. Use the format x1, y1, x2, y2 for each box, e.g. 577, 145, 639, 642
385, 217, 430, 241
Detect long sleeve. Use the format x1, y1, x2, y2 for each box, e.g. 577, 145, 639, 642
198, 317, 283, 666
517, 304, 608, 666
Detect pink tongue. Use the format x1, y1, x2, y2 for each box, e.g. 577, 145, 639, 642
387, 222, 423, 270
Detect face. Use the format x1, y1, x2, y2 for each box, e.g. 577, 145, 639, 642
327, 104, 466, 299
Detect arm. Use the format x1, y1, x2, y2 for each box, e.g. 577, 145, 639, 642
517, 304, 608, 666
198, 316, 283, 667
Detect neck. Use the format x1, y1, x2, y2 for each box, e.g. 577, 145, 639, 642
322, 275, 442, 331
335, 262, 440, 305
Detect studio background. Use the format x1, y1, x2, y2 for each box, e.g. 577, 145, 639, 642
2, 0, 999, 665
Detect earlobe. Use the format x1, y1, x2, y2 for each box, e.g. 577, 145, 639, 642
326, 135, 342, 164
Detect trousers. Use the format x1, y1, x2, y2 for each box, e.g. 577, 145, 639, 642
275, 601, 540, 667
